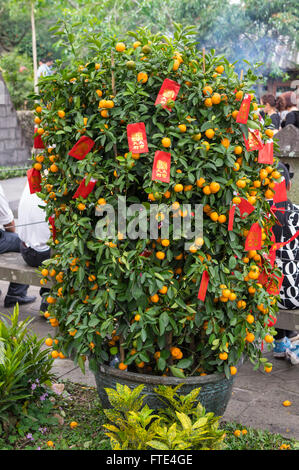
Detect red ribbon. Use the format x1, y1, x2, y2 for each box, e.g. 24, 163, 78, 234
228, 204, 236, 231
198, 270, 209, 301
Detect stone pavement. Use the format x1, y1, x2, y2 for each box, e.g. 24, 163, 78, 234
1, 176, 299, 441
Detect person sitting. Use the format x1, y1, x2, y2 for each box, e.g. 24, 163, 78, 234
260, 94, 280, 130
0, 184, 36, 308
37, 58, 54, 80
271, 162, 299, 363
17, 181, 51, 313
279, 91, 299, 129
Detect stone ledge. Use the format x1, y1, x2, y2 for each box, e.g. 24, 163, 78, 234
0, 252, 42, 286
276, 309, 299, 331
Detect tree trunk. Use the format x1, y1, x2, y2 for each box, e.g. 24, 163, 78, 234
31, 1, 38, 94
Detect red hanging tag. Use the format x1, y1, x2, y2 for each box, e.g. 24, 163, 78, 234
73, 177, 97, 199
270, 228, 299, 252
198, 270, 210, 301
49, 215, 56, 240
258, 268, 268, 286
268, 314, 277, 327
266, 273, 284, 295
33, 127, 45, 149
228, 204, 236, 231
127, 122, 149, 154
245, 222, 262, 251
27, 168, 41, 194
238, 198, 255, 219
243, 129, 263, 151
68, 136, 95, 160
258, 141, 273, 164
262, 228, 277, 267
155, 79, 180, 111
236, 94, 252, 124
273, 180, 287, 203
152, 151, 171, 183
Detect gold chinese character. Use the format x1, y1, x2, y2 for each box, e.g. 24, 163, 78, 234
157, 160, 168, 170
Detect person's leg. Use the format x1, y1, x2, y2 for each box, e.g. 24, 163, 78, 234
0, 230, 36, 305
20, 243, 51, 311
20, 242, 51, 268
275, 329, 286, 341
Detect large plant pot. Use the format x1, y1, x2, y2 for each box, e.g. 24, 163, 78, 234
94, 364, 234, 416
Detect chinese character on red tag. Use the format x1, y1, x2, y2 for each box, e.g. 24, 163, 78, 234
68, 136, 95, 160
155, 79, 180, 111
127, 122, 149, 154
152, 151, 171, 183
27, 168, 41, 194
236, 94, 251, 124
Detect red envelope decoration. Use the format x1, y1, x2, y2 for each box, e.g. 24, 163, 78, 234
198, 270, 209, 301
33, 127, 45, 149
27, 168, 41, 194
155, 79, 180, 111
228, 204, 236, 231
236, 94, 251, 124
127, 122, 149, 154
273, 180, 287, 203
152, 151, 171, 183
49, 215, 56, 240
238, 198, 255, 219
258, 268, 268, 286
243, 129, 263, 151
266, 273, 284, 296
245, 222, 262, 251
73, 177, 97, 199
258, 141, 273, 164
68, 136, 95, 160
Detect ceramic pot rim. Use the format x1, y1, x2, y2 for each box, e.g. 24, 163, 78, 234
96, 363, 231, 386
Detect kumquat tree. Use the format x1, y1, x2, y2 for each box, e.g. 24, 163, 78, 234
31, 24, 282, 379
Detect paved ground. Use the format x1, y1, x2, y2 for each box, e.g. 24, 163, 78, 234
1, 177, 299, 441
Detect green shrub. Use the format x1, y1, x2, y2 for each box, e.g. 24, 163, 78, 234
0, 50, 34, 109
103, 383, 225, 450
0, 305, 56, 422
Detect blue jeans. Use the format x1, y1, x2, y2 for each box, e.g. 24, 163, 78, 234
0, 230, 28, 297
20, 243, 51, 302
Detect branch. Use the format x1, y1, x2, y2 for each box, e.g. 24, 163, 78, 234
65, 0, 79, 9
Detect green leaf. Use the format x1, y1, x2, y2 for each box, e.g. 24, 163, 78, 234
169, 366, 185, 378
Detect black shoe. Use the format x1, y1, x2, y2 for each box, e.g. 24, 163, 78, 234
286, 330, 299, 342
40, 302, 48, 313
4, 295, 37, 308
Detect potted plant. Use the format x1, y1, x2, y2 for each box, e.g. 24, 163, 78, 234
31, 25, 281, 415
